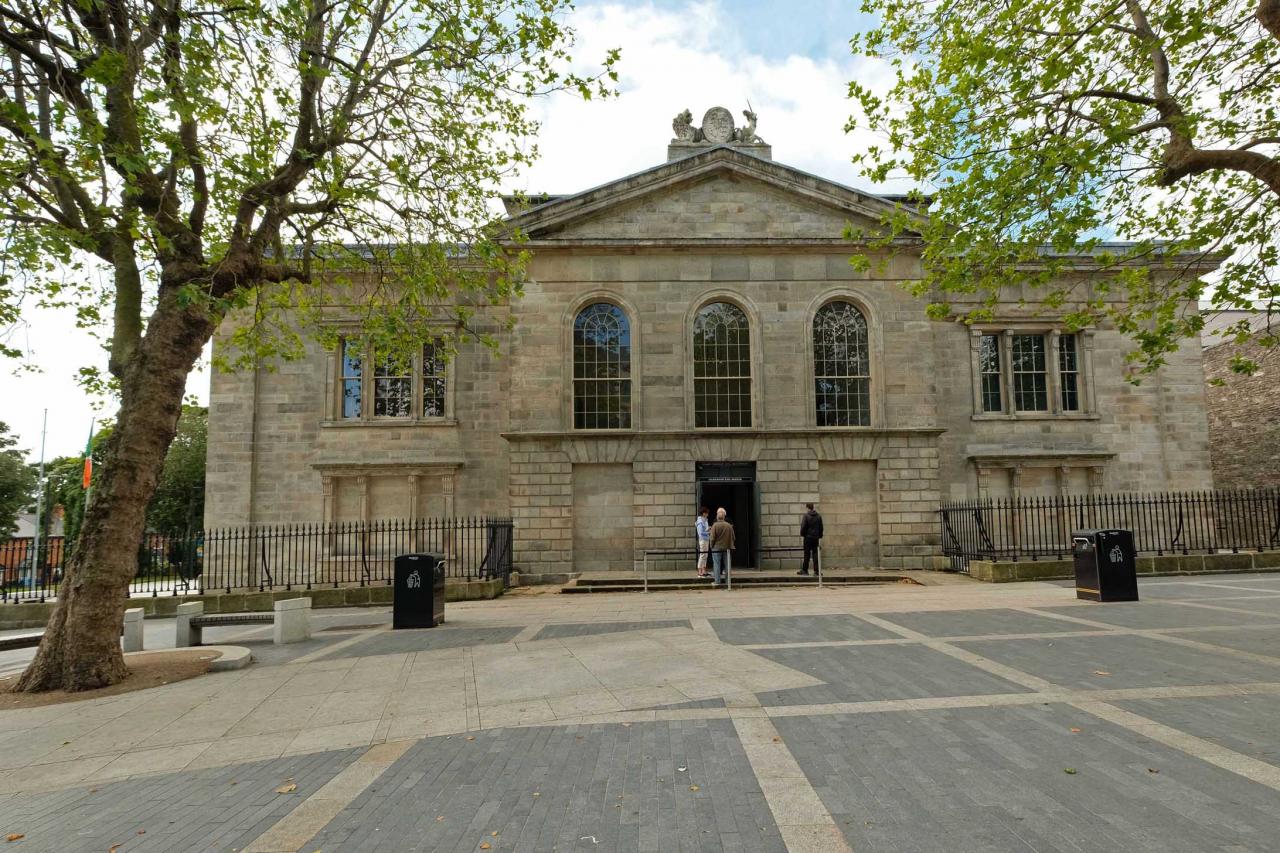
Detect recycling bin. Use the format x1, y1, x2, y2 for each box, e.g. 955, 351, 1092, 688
393, 553, 446, 628
1071, 529, 1138, 602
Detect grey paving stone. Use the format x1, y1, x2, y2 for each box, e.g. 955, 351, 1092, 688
532, 620, 691, 641
748, 643, 1033, 706
1176, 596, 1280, 617
1134, 580, 1278, 600
775, 704, 1280, 853
1175, 626, 1280, 657
1034, 601, 1275, 629
0, 748, 360, 853
956, 633, 1280, 689
300, 721, 786, 853
318, 625, 524, 660
641, 697, 728, 711
1115, 694, 1280, 765
875, 608, 1080, 637
709, 614, 898, 645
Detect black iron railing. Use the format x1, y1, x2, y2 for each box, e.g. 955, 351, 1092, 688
0, 516, 514, 604
939, 488, 1280, 573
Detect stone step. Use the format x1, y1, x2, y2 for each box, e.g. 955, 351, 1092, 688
562, 574, 906, 593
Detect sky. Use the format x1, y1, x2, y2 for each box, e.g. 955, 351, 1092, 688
0, 0, 894, 463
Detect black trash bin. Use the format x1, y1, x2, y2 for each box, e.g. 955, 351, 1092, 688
393, 553, 446, 628
1071, 529, 1138, 602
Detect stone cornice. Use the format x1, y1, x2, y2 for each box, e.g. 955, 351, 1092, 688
502, 427, 945, 441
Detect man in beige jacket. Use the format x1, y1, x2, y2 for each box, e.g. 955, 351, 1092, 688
708, 507, 736, 587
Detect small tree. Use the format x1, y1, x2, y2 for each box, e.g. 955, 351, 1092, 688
848, 0, 1279, 373
2, 0, 616, 692
0, 421, 36, 539
146, 405, 205, 536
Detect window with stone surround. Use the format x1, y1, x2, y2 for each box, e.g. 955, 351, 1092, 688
335, 337, 450, 422
813, 301, 871, 426
693, 302, 752, 428
572, 303, 632, 429
972, 329, 1090, 417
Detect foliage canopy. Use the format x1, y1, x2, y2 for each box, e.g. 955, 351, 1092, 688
849, 0, 1280, 374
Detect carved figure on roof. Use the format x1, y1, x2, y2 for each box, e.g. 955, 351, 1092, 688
735, 104, 764, 144
671, 109, 702, 143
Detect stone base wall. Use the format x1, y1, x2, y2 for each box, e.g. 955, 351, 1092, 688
969, 549, 1280, 582
507, 430, 946, 573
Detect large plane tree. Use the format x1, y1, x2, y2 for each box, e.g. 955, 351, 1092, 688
1, 0, 615, 692
849, 0, 1279, 373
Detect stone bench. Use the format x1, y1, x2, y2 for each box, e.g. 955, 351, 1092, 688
176, 598, 311, 647
1, 607, 145, 653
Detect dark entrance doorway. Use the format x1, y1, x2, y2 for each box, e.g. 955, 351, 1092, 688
696, 462, 758, 568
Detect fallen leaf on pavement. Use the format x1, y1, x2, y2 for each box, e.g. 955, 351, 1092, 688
689, 785, 700, 791
436, 816, 445, 821
1069, 728, 1081, 733
6, 834, 25, 842
466, 736, 475, 742
1093, 671, 1111, 676
1148, 768, 1159, 774
771, 736, 781, 743
480, 844, 491, 850
1064, 768, 1077, 775
275, 783, 297, 794
109, 845, 121, 852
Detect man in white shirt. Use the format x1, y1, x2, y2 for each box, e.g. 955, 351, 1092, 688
695, 506, 711, 578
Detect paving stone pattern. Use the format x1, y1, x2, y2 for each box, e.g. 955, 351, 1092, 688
1038, 602, 1277, 630
1115, 694, 1280, 766
709, 614, 899, 645
301, 721, 786, 853
874, 607, 1086, 637
776, 704, 1280, 853
532, 620, 691, 641
0, 749, 360, 853
957, 633, 1280, 689
750, 643, 1033, 706
319, 625, 524, 660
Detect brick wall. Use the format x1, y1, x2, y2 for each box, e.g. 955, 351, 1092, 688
1204, 338, 1280, 488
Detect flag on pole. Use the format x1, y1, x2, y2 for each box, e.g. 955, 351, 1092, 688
82, 421, 95, 489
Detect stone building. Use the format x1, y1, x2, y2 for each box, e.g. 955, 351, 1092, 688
205, 106, 1219, 571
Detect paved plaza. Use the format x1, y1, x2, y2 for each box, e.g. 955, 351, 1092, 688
3, 573, 1280, 851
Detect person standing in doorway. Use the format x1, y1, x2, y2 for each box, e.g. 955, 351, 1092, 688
798, 502, 823, 576
709, 507, 736, 587
695, 506, 711, 578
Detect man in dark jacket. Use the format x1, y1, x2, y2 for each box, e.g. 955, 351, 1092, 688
798, 503, 823, 576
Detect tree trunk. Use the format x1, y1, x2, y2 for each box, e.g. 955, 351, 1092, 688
14, 290, 216, 692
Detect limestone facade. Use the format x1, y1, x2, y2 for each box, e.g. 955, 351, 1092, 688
206, 129, 1218, 571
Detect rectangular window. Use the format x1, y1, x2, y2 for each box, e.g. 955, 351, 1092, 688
1059, 334, 1080, 411
422, 343, 447, 418
341, 340, 363, 419
979, 334, 1003, 413
1011, 334, 1048, 411
373, 353, 411, 418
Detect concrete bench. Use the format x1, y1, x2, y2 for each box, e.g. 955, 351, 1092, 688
176, 598, 311, 647
1, 607, 146, 653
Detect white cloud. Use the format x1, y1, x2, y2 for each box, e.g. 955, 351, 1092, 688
511, 1, 900, 196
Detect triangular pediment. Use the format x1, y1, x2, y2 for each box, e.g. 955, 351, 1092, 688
505, 146, 924, 243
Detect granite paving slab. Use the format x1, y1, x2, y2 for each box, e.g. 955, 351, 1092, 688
532, 620, 691, 641
874, 607, 1083, 638
775, 704, 1280, 853
956, 633, 1280, 689
317, 625, 524, 660
300, 720, 786, 853
1114, 694, 1280, 766
748, 643, 1033, 707
710, 614, 899, 646
0, 748, 360, 852
1035, 601, 1275, 630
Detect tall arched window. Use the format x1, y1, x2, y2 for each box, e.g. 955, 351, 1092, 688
573, 303, 632, 429
693, 302, 752, 428
814, 301, 871, 426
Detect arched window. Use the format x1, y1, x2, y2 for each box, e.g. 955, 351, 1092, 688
693, 302, 752, 428
573, 303, 632, 429
813, 301, 871, 426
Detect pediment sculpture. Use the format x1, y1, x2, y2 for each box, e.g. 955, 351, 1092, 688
671, 105, 766, 145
